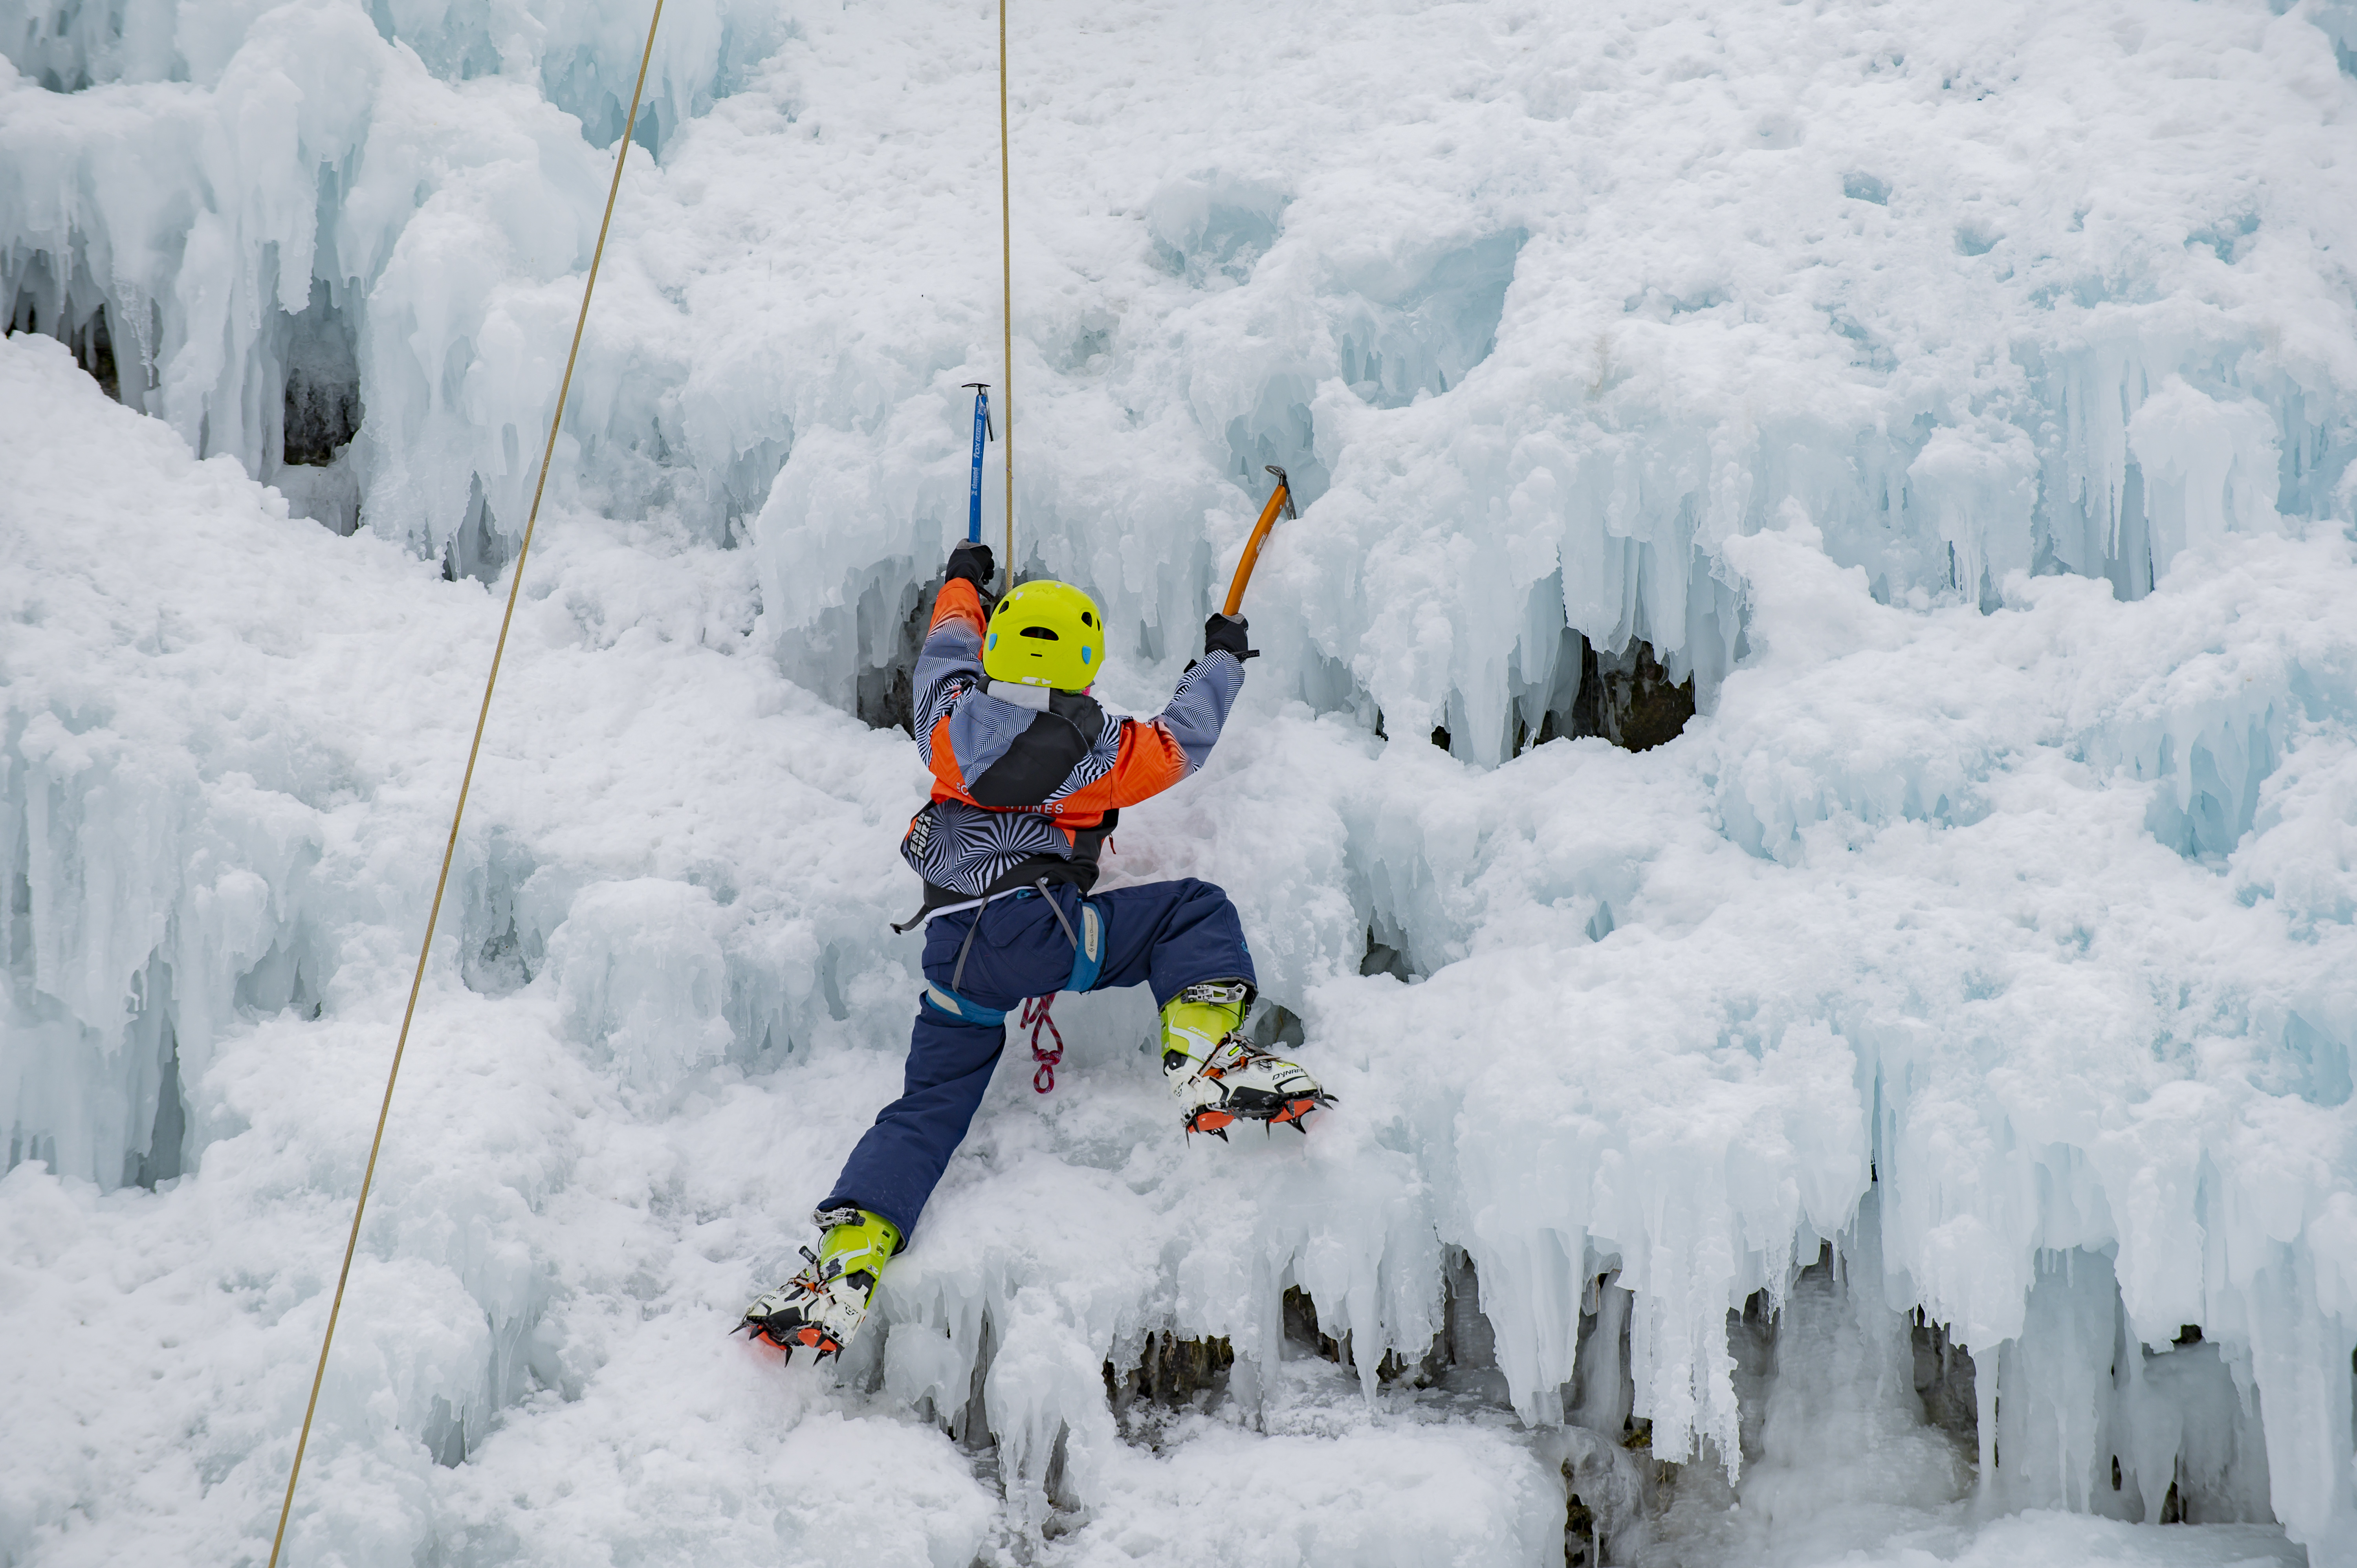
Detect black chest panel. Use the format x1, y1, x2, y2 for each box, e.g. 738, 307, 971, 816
967, 691, 1106, 808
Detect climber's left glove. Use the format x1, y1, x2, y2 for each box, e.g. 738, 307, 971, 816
946, 540, 996, 590
1203, 613, 1258, 661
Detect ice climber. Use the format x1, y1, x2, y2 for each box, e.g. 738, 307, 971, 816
741, 540, 1331, 1357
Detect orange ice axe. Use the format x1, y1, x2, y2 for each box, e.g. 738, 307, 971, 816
1221, 465, 1296, 617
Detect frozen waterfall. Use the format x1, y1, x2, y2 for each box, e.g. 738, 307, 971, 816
4, 0, 2356, 1563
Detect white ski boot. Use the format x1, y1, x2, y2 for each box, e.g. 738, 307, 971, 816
1160, 981, 1334, 1138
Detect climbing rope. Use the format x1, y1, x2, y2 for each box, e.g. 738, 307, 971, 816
996, 0, 1014, 594
262, 5, 666, 1562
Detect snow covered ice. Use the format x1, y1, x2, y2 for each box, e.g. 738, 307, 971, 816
5, 0, 2357, 1561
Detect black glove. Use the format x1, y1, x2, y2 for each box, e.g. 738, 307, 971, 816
946, 540, 995, 589
1203, 613, 1258, 661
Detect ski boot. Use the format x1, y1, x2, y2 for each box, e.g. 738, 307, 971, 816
739, 1206, 900, 1358
1160, 980, 1334, 1138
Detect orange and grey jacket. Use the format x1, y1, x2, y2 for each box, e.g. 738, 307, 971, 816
900, 577, 1245, 906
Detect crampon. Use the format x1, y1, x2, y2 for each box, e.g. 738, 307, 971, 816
737, 1207, 898, 1359
737, 1249, 856, 1357
1176, 1037, 1336, 1140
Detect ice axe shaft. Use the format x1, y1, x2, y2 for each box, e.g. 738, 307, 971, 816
1221, 465, 1295, 617
961, 382, 993, 544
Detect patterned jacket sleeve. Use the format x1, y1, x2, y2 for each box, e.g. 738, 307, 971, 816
911, 578, 988, 773
1043, 651, 1247, 814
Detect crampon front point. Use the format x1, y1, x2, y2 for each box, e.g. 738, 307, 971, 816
739, 1316, 847, 1358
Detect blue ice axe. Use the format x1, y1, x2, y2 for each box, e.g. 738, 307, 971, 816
961, 382, 994, 542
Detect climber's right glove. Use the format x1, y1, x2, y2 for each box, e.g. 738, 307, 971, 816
946, 540, 995, 590
1203, 612, 1258, 661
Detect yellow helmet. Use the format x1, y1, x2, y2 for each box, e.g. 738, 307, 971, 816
984, 580, 1105, 691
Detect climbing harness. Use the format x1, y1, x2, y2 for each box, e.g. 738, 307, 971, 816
961, 381, 992, 543
1222, 465, 1295, 617
920, 879, 1104, 1096
263, 5, 669, 1563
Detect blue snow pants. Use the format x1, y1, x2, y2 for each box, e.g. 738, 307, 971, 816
823, 877, 1254, 1237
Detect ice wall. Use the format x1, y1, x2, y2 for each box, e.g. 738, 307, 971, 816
10, 316, 2357, 1560
8, 0, 2355, 764
6, 0, 2357, 1562
0, 0, 779, 568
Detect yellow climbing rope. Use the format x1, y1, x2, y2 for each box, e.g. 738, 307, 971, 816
261, 4, 667, 1562
997, 0, 1014, 593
